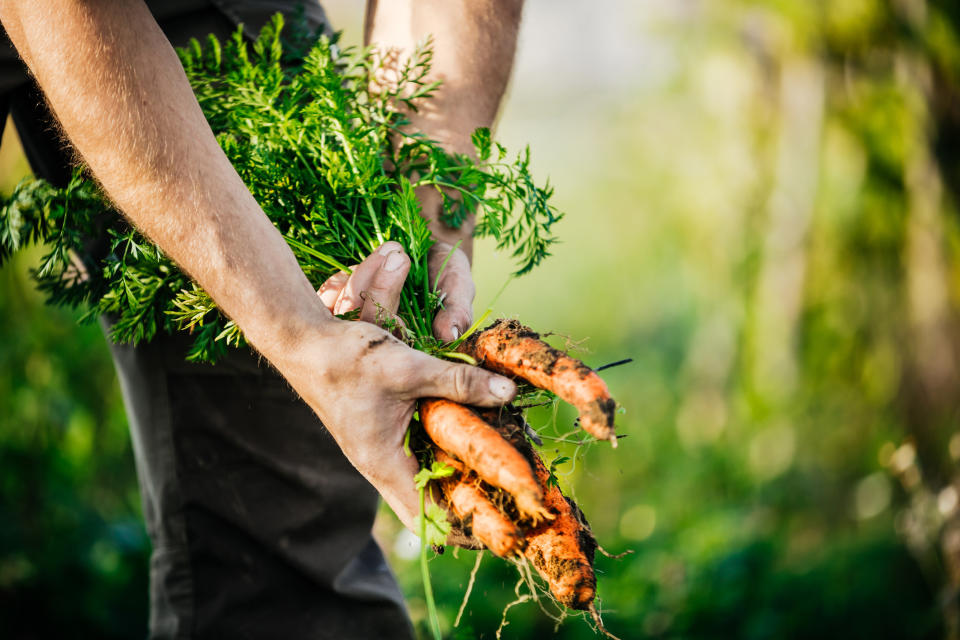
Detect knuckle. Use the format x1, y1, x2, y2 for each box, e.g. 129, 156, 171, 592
437, 273, 475, 302
448, 365, 473, 401
450, 301, 473, 321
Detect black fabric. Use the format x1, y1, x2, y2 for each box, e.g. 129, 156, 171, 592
106, 331, 412, 639
1, 3, 414, 638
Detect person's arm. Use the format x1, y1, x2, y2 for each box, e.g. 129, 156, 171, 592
365, 0, 524, 341
0, 0, 516, 531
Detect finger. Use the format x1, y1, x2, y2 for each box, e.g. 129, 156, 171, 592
360, 246, 410, 325
430, 243, 474, 341
410, 352, 516, 407
432, 267, 474, 342
333, 242, 402, 316
317, 270, 350, 312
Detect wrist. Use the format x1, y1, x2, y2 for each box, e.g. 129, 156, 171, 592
242, 292, 336, 368
415, 184, 475, 261
262, 317, 393, 420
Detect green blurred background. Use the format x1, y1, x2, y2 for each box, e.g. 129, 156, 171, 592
4, 0, 960, 638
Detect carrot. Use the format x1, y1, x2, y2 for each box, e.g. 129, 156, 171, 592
434, 448, 465, 472
459, 320, 618, 446
430, 406, 607, 619
420, 398, 552, 523
475, 407, 532, 456
437, 469, 524, 558
469, 407, 599, 610
523, 448, 598, 610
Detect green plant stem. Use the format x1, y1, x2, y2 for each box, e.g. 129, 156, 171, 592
335, 202, 376, 251
431, 238, 462, 294
283, 236, 351, 273
336, 129, 385, 245
419, 487, 443, 640
401, 288, 429, 339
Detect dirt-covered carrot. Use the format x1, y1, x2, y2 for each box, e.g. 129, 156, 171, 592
523, 450, 598, 610
420, 398, 552, 523
434, 449, 523, 557
459, 320, 619, 446
437, 469, 524, 558
431, 406, 615, 632
474, 407, 599, 609
433, 450, 526, 557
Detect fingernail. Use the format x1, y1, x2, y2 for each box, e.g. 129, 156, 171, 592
383, 251, 406, 272
379, 242, 398, 255
488, 377, 514, 401
451, 325, 460, 340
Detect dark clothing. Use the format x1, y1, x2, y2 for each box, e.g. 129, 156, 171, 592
105, 330, 412, 639
0, 3, 414, 638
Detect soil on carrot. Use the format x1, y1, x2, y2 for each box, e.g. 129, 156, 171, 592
582, 397, 618, 431
458, 319, 619, 444
428, 404, 600, 608
461, 319, 593, 379
416, 318, 624, 636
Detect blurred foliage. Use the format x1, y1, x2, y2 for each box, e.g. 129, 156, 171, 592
0, 244, 149, 636
4, 0, 960, 638
0, 120, 148, 639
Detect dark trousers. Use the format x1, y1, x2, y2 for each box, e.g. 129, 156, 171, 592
0, 3, 414, 638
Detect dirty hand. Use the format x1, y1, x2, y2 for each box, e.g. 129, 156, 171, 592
294, 242, 513, 539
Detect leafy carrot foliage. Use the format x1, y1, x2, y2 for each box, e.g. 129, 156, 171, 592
0, 13, 562, 362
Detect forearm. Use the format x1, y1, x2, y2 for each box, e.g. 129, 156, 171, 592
365, 0, 524, 250
0, 0, 329, 359
366, 0, 522, 154
0, 0, 521, 533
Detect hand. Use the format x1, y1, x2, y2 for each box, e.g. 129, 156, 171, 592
429, 240, 474, 342
316, 241, 411, 329
417, 185, 476, 342
284, 242, 516, 536
315, 201, 477, 343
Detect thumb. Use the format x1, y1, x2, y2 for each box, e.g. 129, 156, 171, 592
412, 355, 517, 407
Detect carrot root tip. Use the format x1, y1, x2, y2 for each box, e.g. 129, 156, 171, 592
514, 493, 551, 522
528, 506, 555, 525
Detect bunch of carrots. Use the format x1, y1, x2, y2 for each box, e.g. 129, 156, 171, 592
417, 319, 622, 637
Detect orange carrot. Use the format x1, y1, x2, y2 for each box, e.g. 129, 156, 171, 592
459, 320, 618, 446
523, 442, 598, 610
437, 470, 524, 558
420, 398, 552, 523
434, 450, 522, 557
464, 407, 599, 610
429, 406, 602, 611
434, 448, 465, 472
